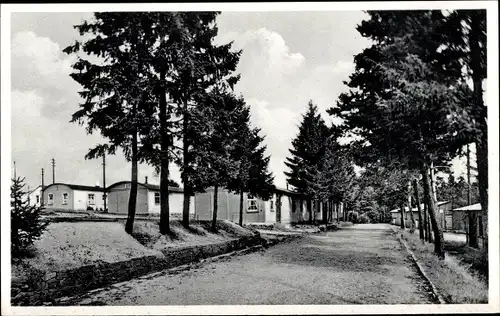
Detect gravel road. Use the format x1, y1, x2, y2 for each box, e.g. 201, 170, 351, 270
67, 223, 435, 305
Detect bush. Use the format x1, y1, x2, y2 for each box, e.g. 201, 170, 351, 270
11, 177, 48, 258
365, 210, 379, 223
347, 211, 359, 223
357, 213, 370, 224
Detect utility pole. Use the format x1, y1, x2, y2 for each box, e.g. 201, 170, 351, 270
51, 158, 56, 184
102, 152, 107, 212
41, 168, 45, 206
467, 144, 472, 205
13, 161, 17, 179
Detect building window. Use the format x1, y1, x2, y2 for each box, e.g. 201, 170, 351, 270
36, 195, 40, 203
269, 198, 274, 212
48, 193, 54, 205
155, 192, 160, 205
62, 193, 68, 205
247, 194, 258, 213
88, 193, 95, 205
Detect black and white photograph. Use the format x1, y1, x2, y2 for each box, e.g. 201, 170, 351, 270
1, 1, 498, 315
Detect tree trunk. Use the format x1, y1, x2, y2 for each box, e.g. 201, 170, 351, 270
159, 152, 171, 234
408, 181, 416, 234
421, 163, 445, 259
476, 135, 488, 251
412, 179, 425, 241
423, 201, 428, 242
336, 203, 340, 223
323, 201, 328, 225
468, 212, 478, 247
125, 128, 138, 234
399, 202, 405, 230
239, 189, 244, 226
328, 202, 332, 222
182, 99, 190, 228
299, 198, 304, 223
470, 10, 488, 254
308, 199, 313, 224
212, 185, 218, 232
428, 213, 434, 243
159, 69, 170, 234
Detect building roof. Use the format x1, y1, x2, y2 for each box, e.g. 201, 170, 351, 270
390, 201, 450, 213
452, 203, 482, 212
107, 181, 184, 193
43, 183, 105, 192
274, 187, 304, 196
28, 185, 42, 194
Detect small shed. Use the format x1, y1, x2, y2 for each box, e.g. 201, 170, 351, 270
451, 203, 482, 233
107, 181, 195, 216
390, 201, 451, 229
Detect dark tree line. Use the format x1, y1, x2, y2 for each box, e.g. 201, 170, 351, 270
65, 12, 273, 234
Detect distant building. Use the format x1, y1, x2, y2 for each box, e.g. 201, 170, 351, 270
27, 185, 42, 207
194, 187, 338, 226
450, 203, 484, 248
390, 201, 452, 230
106, 181, 195, 216
42, 183, 106, 211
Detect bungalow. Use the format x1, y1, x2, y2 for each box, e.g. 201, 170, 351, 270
42, 183, 106, 211
390, 201, 452, 230
107, 180, 195, 216
194, 187, 339, 226
27, 185, 42, 207
450, 203, 484, 247
194, 187, 272, 224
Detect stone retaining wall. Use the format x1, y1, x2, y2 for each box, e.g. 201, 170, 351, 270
12, 235, 263, 306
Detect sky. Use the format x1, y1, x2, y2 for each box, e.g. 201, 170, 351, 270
10, 11, 473, 191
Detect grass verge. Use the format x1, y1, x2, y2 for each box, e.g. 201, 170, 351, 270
131, 220, 256, 250
400, 230, 488, 304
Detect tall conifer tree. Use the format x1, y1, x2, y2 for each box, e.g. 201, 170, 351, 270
285, 101, 329, 223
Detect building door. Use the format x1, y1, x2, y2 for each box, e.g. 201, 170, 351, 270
276, 194, 282, 223
445, 215, 453, 231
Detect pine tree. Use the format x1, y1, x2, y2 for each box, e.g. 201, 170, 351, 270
227, 105, 274, 226
442, 9, 488, 255
11, 177, 48, 258
330, 10, 471, 259
64, 13, 158, 234
158, 12, 241, 229
285, 101, 330, 223
189, 91, 244, 231
311, 136, 356, 223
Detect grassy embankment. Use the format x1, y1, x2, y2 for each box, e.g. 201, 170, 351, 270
400, 230, 488, 304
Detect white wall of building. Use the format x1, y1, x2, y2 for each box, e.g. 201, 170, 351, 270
147, 190, 195, 215
264, 194, 276, 224
28, 186, 42, 207
73, 189, 106, 211
281, 195, 292, 225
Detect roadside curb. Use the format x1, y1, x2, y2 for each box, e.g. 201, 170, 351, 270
260, 233, 305, 247
12, 234, 262, 306
53, 235, 301, 306
55, 243, 266, 306
392, 228, 446, 304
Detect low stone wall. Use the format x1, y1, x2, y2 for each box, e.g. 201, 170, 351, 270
11, 235, 263, 306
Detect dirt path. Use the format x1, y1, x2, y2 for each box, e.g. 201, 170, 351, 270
65, 223, 435, 305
